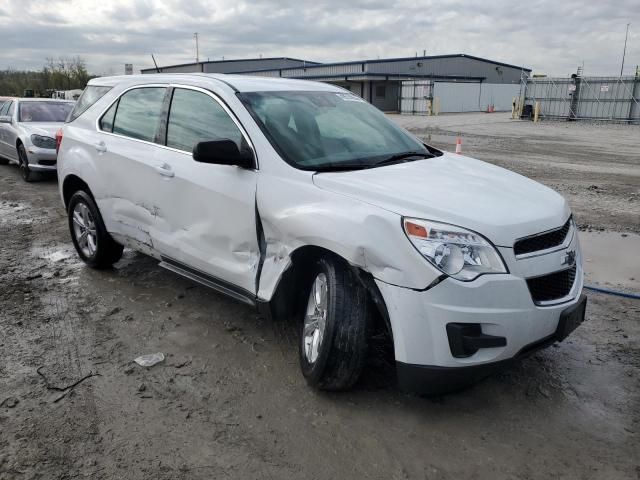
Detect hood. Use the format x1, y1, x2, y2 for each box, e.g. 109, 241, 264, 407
312, 152, 570, 247
19, 122, 63, 138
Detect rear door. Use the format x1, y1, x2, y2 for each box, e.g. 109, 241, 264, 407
93, 86, 169, 253
149, 86, 259, 295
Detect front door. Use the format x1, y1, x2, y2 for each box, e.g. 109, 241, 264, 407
150, 86, 259, 295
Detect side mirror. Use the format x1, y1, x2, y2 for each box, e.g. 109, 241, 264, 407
192, 139, 254, 169
0, 115, 11, 124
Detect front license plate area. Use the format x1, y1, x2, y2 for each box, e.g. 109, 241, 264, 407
557, 294, 587, 341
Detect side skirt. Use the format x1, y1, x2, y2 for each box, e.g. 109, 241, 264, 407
159, 256, 256, 307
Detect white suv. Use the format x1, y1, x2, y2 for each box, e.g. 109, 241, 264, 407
58, 74, 586, 394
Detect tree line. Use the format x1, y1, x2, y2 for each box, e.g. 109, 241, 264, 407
0, 57, 94, 97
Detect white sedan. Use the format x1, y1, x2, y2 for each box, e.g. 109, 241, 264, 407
0, 98, 74, 181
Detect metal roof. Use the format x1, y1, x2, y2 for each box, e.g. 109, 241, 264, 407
239, 54, 531, 74
142, 54, 530, 75
141, 56, 321, 72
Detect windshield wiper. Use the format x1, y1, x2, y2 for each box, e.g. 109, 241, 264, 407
313, 163, 371, 172
367, 151, 433, 168
312, 151, 433, 173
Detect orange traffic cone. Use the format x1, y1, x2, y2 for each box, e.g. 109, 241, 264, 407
455, 137, 462, 154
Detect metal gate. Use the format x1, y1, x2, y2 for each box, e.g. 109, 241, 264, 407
400, 80, 433, 115
523, 75, 640, 123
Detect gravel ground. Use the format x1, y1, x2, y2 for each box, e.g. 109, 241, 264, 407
0, 114, 639, 479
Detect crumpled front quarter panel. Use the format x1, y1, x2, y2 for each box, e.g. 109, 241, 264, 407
255, 171, 439, 301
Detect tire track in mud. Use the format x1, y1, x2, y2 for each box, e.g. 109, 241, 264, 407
0, 180, 108, 478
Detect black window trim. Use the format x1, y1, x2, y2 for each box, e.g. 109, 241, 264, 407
95, 83, 257, 170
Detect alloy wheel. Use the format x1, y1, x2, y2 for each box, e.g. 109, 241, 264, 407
72, 202, 98, 257
303, 273, 328, 364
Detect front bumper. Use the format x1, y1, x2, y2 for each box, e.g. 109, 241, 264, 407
375, 235, 585, 393
395, 294, 587, 395
25, 146, 57, 171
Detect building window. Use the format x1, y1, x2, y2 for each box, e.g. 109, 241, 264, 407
375, 85, 386, 98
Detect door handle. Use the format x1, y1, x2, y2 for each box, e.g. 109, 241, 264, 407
94, 141, 107, 153
154, 163, 175, 177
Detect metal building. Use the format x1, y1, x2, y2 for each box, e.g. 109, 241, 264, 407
141, 54, 530, 114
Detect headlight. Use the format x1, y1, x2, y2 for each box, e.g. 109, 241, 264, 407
403, 218, 507, 281
30, 134, 56, 149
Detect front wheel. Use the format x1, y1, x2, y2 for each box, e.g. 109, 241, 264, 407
17, 144, 37, 182
299, 257, 370, 391
68, 190, 123, 268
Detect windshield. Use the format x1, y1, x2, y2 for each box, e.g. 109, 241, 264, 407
18, 102, 73, 122
239, 91, 433, 170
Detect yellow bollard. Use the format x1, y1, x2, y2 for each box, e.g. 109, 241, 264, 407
534, 101, 540, 123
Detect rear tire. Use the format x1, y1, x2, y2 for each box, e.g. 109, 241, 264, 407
0, 157, 9, 165
68, 190, 123, 268
299, 256, 370, 391
17, 144, 37, 182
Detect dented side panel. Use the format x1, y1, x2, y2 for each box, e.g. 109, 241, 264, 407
149, 148, 259, 294
255, 169, 441, 301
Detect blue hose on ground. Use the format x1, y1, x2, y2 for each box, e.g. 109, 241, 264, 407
584, 285, 640, 300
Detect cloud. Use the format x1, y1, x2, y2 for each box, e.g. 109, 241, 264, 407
0, 0, 637, 76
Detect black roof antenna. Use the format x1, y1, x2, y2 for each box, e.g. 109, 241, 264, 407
151, 54, 160, 73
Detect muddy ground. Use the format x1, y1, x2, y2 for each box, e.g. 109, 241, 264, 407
1, 114, 639, 479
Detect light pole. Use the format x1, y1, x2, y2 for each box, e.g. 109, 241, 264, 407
620, 23, 630, 77
194, 32, 200, 64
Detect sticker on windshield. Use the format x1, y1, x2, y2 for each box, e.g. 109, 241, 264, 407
335, 93, 365, 103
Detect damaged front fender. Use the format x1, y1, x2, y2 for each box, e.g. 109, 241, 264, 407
255, 172, 441, 302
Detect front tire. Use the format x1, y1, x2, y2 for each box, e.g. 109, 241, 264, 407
68, 190, 123, 268
17, 144, 37, 182
299, 257, 370, 391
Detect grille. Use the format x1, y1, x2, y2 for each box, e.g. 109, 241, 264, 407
514, 217, 572, 256
526, 265, 576, 304
38, 160, 56, 166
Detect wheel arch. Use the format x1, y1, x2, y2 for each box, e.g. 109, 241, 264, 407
260, 244, 393, 341
62, 174, 94, 210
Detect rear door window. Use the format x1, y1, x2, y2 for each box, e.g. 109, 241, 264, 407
68, 85, 112, 122
166, 88, 243, 152
111, 87, 166, 142
99, 101, 118, 133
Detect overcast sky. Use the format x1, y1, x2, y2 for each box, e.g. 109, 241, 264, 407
0, 0, 638, 76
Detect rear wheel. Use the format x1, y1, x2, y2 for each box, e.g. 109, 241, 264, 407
17, 144, 37, 182
299, 257, 370, 391
68, 190, 123, 268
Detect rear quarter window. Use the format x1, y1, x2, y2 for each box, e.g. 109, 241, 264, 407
67, 85, 112, 122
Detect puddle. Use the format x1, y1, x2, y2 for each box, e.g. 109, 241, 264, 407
579, 231, 640, 292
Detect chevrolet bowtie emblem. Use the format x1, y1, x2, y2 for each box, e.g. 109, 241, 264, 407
562, 250, 576, 266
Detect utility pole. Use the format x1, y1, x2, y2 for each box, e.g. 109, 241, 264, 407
620, 23, 630, 77
194, 32, 200, 63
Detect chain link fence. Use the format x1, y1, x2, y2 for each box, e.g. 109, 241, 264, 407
521, 74, 640, 123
